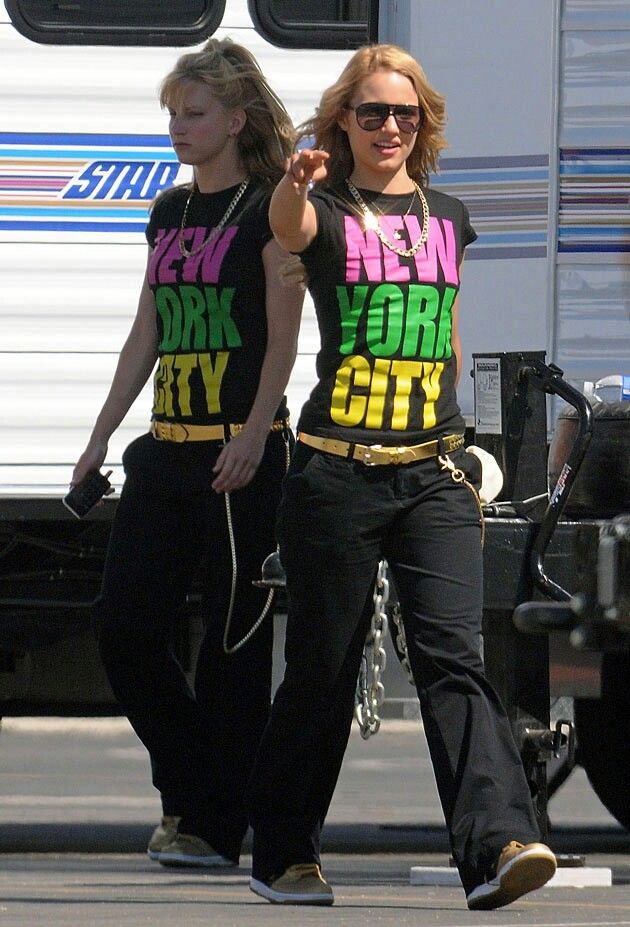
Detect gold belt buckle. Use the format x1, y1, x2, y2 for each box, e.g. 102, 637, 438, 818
380, 446, 414, 465
361, 443, 382, 465
362, 444, 417, 465
156, 421, 188, 442
392, 446, 413, 465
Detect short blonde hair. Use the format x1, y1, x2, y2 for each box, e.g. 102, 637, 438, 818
160, 37, 295, 185
299, 43, 447, 187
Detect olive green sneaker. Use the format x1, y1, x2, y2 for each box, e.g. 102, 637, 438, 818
467, 841, 557, 910
250, 863, 334, 905
147, 816, 180, 861
157, 832, 237, 868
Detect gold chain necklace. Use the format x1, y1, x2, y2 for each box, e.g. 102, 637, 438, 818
178, 179, 249, 258
358, 186, 416, 239
345, 179, 430, 258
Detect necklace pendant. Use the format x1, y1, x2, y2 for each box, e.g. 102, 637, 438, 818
363, 211, 379, 232
346, 178, 430, 258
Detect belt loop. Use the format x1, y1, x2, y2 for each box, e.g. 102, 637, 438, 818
437, 435, 447, 457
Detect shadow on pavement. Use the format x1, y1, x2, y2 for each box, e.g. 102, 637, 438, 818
1, 822, 628, 855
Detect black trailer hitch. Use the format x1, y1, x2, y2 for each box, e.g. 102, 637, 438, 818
508, 361, 593, 635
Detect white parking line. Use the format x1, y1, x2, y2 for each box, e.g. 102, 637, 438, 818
1, 718, 132, 735
0, 795, 155, 806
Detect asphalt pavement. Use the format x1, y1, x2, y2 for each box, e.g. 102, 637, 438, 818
1, 715, 630, 926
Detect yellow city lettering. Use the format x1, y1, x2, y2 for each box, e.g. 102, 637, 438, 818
389, 360, 422, 430
152, 354, 175, 417
198, 351, 229, 414
329, 356, 445, 431
173, 354, 197, 416
153, 352, 229, 416
420, 362, 443, 429
330, 355, 370, 426
365, 357, 391, 429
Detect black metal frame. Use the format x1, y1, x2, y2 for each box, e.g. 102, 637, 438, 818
247, 0, 375, 49
4, 0, 227, 46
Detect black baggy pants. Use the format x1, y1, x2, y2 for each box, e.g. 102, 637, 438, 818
246, 442, 540, 893
94, 430, 288, 862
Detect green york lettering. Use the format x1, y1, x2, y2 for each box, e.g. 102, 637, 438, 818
336, 284, 457, 360
337, 285, 369, 355
154, 285, 242, 351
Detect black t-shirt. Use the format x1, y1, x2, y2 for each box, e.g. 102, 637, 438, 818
297, 184, 476, 445
145, 180, 288, 424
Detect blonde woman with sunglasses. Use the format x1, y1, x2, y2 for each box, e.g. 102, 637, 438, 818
246, 43, 556, 910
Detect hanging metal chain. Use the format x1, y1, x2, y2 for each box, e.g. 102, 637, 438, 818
389, 599, 415, 685
438, 452, 486, 547
354, 560, 389, 739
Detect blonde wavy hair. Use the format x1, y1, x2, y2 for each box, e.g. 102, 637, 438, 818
160, 37, 295, 186
299, 43, 447, 188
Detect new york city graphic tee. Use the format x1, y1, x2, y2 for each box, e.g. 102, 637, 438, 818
297, 185, 477, 446
146, 180, 288, 425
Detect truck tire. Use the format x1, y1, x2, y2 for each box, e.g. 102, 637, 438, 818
574, 653, 630, 830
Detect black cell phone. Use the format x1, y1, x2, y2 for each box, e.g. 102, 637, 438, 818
63, 470, 112, 519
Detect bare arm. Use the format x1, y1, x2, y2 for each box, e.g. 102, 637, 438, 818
71, 251, 158, 485
268, 149, 330, 253
211, 237, 304, 492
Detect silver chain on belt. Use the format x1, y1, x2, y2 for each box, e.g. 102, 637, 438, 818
354, 561, 415, 739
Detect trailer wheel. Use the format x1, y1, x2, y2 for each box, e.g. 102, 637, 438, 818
574, 653, 630, 830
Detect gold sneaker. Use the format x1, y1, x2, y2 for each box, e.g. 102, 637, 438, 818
157, 832, 237, 868
250, 863, 334, 905
467, 841, 557, 910
147, 816, 180, 860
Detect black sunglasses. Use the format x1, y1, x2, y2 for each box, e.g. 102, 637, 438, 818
347, 102, 424, 134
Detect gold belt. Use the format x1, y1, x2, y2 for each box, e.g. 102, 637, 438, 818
151, 419, 289, 443
297, 431, 464, 466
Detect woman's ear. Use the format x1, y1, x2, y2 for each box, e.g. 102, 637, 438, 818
229, 108, 247, 137
337, 110, 349, 133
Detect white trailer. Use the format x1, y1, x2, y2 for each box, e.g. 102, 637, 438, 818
0, 0, 357, 496
2, 1, 627, 498
0, 0, 628, 826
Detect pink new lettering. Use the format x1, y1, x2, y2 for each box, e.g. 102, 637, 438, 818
344, 216, 382, 282
156, 231, 184, 284
148, 229, 177, 285
412, 217, 459, 285
199, 227, 238, 283
379, 217, 411, 282
150, 226, 239, 284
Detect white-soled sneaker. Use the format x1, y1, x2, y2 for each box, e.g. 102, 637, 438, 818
147, 816, 181, 861
467, 841, 557, 910
157, 832, 237, 868
250, 863, 334, 905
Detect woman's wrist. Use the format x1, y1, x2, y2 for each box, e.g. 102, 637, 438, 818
286, 159, 308, 195
87, 431, 110, 452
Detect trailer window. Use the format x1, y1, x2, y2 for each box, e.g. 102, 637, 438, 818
5, 0, 226, 45
248, 0, 373, 49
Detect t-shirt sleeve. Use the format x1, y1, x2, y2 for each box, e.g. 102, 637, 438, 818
145, 203, 159, 248
250, 187, 274, 247
145, 189, 175, 248
461, 199, 477, 248
294, 190, 338, 263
